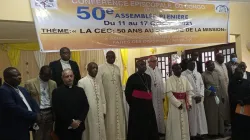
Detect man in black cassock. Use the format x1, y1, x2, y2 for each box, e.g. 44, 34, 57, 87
229, 67, 250, 140
125, 60, 159, 140
52, 68, 89, 140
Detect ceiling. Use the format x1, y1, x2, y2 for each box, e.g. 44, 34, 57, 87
0, 20, 37, 44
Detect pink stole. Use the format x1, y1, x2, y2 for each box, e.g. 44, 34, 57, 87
132, 90, 152, 100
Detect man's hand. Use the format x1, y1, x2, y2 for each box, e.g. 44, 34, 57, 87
178, 104, 183, 110
71, 120, 81, 129
210, 92, 216, 96
237, 100, 244, 106
188, 105, 192, 111
194, 96, 202, 104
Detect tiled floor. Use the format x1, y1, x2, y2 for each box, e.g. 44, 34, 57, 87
160, 136, 231, 140
205, 137, 231, 140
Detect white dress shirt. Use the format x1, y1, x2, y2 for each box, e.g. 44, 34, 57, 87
39, 78, 51, 109
60, 59, 71, 70
15, 88, 32, 111
243, 72, 247, 79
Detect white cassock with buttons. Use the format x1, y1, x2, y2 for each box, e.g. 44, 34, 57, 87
145, 66, 165, 134
97, 63, 126, 140
78, 75, 106, 140
165, 75, 194, 140
182, 70, 208, 136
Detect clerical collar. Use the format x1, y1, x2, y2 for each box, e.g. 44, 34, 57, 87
148, 66, 156, 70
60, 59, 70, 64
64, 84, 73, 88
173, 75, 181, 79
206, 70, 213, 74
87, 74, 96, 80
187, 69, 194, 74
106, 62, 114, 66
137, 72, 145, 76
215, 61, 223, 65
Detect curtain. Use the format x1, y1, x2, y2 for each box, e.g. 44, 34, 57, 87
34, 51, 47, 68
7, 47, 21, 67
120, 49, 128, 85
71, 51, 81, 66
81, 50, 105, 76
6, 43, 39, 67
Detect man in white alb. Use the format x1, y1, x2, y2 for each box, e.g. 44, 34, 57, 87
145, 56, 165, 135
182, 61, 208, 139
97, 51, 126, 140
214, 53, 230, 124
165, 63, 194, 140
78, 62, 106, 140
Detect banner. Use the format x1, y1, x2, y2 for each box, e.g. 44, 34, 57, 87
30, 0, 229, 52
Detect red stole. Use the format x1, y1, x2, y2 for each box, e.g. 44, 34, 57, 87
132, 90, 152, 100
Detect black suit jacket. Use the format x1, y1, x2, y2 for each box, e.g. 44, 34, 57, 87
49, 60, 81, 86
0, 77, 2, 86
0, 84, 39, 140
195, 61, 203, 74
226, 61, 238, 81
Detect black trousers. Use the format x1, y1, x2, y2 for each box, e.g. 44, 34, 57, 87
33, 109, 53, 140
232, 113, 250, 140
57, 130, 83, 140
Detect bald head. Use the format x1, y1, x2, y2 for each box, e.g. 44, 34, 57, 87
148, 56, 157, 62
205, 60, 215, 71
60, 47, 71, 61
172, 63, 182, 77
148, 56, 157, 69
3, 67, 22, 87
106, 51, 116, 64
239, 62, 247, 72
136, 59, 147, 73
39, 65, 51, 82
87, 62, 98, 78
191, 52, 199, 61
216, 53, 224, 64
61, 68, 74, 86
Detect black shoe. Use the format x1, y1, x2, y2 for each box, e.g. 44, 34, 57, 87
207, 135, 220, 139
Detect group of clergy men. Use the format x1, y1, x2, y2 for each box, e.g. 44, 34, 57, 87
1, 46, 250, 140
0, 47, 127, 140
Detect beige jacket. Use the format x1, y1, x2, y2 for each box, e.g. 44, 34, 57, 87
24, 77, 57, 107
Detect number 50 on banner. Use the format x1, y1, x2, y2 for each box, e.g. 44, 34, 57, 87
77, 6, 114, 20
